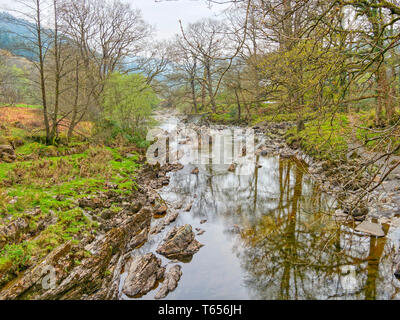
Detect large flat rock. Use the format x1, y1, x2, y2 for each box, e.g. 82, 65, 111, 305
355, 221, 385, 237
156, 225, 203, 260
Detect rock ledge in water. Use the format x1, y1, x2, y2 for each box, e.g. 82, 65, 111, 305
154, 265, 182, 299
156, 225, 203, 260
122, 253, 165, 297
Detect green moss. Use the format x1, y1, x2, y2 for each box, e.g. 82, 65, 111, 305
286, 114, 350, 161
0, 143, 140, 277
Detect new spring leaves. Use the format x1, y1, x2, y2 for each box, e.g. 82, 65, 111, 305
146, 121, 256, 176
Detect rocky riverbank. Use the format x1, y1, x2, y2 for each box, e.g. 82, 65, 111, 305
2, 110, 399, 300
252, 121, 400, 239
0, 160, 194, 300
184, 114, 400, 240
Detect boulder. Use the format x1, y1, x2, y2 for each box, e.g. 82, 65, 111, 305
156, 225, 203, 260
355, 221, 385, 237
122, 253, 165, 297
154, 265, 182, 300
228, 163, 236, 172
191, 167, 199, 175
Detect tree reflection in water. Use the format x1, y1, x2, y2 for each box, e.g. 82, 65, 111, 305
237, 158, 400, 300
158, 122, 400, 300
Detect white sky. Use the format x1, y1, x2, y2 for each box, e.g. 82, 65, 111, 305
0, 0, 229, 40
128, 0, 228, 39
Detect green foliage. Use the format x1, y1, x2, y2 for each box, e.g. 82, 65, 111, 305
0, 243, 31, 274
102, 72, 159, 138
0, 59, 31, 105
286, 115, 350, 161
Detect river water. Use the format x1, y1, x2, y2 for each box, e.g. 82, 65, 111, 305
120, 115, 400, 300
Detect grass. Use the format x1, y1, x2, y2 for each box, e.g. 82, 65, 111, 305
0, 122, 140, 281
286, 114, 350, 161
14, 104, 43, 110
353, 109, 400, 155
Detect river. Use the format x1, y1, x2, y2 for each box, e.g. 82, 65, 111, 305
120, 114, 400, 300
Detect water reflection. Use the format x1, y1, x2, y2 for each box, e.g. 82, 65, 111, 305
143, 117, 400, 300
236, 159, 400, 300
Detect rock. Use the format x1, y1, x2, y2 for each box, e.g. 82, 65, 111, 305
55, 194, 66, 201
352, 206, 369, 217
200, 219, 207, 224
395, 266, 400, 279
127, 228, 149, 250
78, 197, 102, 209
0, 241, 73, 300
0, 217, 30, 250
355, 221, 385, 237
154, 204, 168, 216
197, 229, 205, 236
191, 167, 199, 175
122, 253, 165, 297
150, 209, 179, 235
36, 206, 152, 300
164, 209, 179, 225
173, 201, 183, 210
154, 265, 182, 300
101, 209, 117, 220
0, 145, 14, 155
184, 202, 193, 212
228, 163, 236, 172
130, 201, 143, 214
156, 225, 203, 260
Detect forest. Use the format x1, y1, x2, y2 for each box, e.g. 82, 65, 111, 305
0, 0, 400, 301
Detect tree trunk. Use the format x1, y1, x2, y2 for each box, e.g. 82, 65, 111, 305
68, 59, 80, 142
234, 89, 241, 121
375, 66, 388, 127
205, 63, 216, 113
36, 0, 50, 144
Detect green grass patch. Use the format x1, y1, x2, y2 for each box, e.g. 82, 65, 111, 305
286, 114, 350, 161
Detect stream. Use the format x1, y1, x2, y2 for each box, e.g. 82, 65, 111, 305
120, 115, 400, 300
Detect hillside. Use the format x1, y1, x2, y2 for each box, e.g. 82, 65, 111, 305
0, 12, 37, 61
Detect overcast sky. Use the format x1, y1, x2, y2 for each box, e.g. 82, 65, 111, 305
129, 0, 229, 39
0, 0, 229, 39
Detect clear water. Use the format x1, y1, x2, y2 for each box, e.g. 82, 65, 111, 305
120, 116, 400, 300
